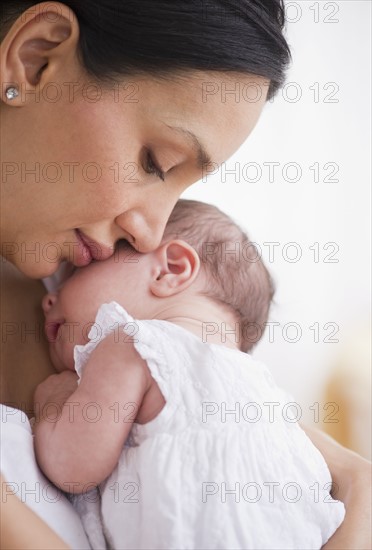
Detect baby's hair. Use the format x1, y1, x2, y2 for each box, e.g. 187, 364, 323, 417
163, 199, 275, 353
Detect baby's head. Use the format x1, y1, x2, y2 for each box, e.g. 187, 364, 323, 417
42, 200, 274, 371
161, 199, 275, 347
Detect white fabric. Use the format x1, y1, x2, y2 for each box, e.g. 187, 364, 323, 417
74, 302, 345, 550
70, 489, 107, 550
0, 405, 91, 549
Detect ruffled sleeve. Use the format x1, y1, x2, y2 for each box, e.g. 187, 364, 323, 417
73, 302, 137, 382
73, 301, 179, 435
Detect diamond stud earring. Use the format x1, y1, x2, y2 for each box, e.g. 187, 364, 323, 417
5, 87, 19, 100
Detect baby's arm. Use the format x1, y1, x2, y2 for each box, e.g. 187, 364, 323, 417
34, 332, 150, 493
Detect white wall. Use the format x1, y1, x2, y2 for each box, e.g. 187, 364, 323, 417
182, 1, 371, 434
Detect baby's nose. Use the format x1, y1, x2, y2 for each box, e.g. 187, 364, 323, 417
42, 293, 57, 314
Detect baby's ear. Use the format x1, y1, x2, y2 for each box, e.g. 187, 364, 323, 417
150, 240, 200, 298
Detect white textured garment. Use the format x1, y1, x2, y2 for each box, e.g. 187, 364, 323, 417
74, 302, 345, 550
0, 406, 91, 550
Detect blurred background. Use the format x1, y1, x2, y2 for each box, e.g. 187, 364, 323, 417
183, 1, 371, 458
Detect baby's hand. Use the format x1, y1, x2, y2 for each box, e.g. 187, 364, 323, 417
34, 371, 79, 420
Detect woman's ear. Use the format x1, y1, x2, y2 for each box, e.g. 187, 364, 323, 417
1, 2, 79, 105
150, 240, 201, 298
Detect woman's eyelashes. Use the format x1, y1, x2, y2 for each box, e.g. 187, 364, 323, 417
144, 150, 166, 182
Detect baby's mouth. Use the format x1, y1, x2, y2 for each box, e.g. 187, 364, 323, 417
44, 320, 64, 343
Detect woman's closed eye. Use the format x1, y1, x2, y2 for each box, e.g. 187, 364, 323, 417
144, 150, 166, 182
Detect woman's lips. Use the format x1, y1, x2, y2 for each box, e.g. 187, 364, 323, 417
74, 229, 114, 265
73, 229, 93, 267
44, 320, 64, 343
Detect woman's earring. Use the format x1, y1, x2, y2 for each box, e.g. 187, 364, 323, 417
5, 86, 19, 100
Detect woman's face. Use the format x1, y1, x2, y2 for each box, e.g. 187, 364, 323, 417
1, 71, 268, 278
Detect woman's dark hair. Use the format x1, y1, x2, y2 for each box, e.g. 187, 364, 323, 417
1, 1, 291, 100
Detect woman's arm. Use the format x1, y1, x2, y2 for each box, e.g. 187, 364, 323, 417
302, 424, 372, 550
0, 474, 70, 550
34, 332, 150, 493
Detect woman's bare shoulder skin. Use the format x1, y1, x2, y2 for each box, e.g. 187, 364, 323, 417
1, 260, 55, 417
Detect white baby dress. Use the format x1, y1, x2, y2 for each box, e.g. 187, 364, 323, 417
73, 302, 345, 550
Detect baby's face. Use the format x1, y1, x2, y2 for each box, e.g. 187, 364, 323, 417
42, 244, 153, 371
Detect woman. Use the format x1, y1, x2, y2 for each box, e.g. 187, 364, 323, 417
1, 1, 370, 548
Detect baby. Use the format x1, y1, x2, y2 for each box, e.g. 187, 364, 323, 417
34, 199, 344, 550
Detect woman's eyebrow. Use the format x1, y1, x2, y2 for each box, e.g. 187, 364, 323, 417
165, 124, 213, 169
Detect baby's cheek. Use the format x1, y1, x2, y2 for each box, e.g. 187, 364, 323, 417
49, 343, 69, 373
52, 325, 80, 372
63, 341, 79, 373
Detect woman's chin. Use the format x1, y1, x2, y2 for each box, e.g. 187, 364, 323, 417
17, 258, 62, 280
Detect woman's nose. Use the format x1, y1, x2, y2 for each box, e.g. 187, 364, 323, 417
115, 209, 170, 253
42, 293, 57, 314
137, 226, 165, 253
